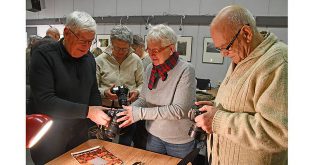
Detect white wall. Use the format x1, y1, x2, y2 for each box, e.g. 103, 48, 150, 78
26, 0, 288, 86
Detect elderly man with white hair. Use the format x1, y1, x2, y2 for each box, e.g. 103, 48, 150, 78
29, 11, 111, 164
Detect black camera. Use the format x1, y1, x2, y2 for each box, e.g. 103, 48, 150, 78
104, 108, 125, 139
111, 85, 129, 106
88, 109, 125, 140
188, 105, 207, 141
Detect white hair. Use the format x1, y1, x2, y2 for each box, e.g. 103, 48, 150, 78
213, 5, 259, 34
65, 11, 96, 32
110, 25, 133, 44
146, 24, 177, 47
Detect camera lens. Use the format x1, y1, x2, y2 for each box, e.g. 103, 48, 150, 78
105, 122, 119, 139
188, 124, 206, 141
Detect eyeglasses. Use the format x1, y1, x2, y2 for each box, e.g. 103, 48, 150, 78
215, 25, 246, 52
112, 45, 130, 52
68, 28, 94, 45
146, 44, 172, 55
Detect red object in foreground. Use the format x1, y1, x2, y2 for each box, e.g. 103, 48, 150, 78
26, 114, 53, 148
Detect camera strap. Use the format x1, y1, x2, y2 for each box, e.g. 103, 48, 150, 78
177, 147, 200, 165
177, 141, 205, 165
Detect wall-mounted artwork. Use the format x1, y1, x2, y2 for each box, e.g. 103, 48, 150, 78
202, 37, 223, 64
97, 34, 111, 50
176, 36, 192, 62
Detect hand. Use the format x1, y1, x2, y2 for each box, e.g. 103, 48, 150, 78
194, 105, 218, 133
195, 101, 214, 107
104, 85, 118, 100
87, 106, 111, 127
116, 105, 134, 128
128, 90, 139, 102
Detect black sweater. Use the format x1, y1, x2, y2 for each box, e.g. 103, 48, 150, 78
29, 39, 101, 121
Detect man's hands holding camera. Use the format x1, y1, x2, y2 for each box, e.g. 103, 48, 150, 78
87, 106, 111, 127
194, 101, 218, 134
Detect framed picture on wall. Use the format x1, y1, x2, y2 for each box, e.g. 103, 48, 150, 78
176, 36, 192, 62
202, 37, 223, 64
97, 34, 111, 50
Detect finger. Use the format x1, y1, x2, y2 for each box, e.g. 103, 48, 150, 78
116, 111, 127, 117
100, 111, 111, 121
201, 125, 208, 133
127, 95, 134, 102
97, 118, 108, 127
119, 120, 130, 128
127, 97, 132, 102
199, 105, 209, 112
195, 101, 213, 106
194, 115, 202, 123
103, 122, 109, 128
116, 115, 128, 123
101, 106, 110, 111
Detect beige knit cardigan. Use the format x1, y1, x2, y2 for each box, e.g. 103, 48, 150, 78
209, 32, 288, 165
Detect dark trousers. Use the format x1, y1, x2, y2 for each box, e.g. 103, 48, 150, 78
118, 123, 136, 146
30, 120, 90, 165
133, 120, 148, 149
118, 120, 148, 149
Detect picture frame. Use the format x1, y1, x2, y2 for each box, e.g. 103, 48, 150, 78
202, 37, 223, 64
176, 36, 192, 62
96, 34, 111, 50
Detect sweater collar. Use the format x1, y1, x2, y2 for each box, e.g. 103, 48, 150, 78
237, 31, 278, 65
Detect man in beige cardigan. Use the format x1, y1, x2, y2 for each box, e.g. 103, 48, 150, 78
195, 5, 288, 165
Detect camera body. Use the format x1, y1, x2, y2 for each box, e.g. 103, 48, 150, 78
188, 106, 207, 141
110, 85, 129, 106
104, 108, 125, 139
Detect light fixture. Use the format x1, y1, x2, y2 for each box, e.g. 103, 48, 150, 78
26, 114, 53, 148
179, 15, 185, 31
145, 16, 150, 30
119, 17, 123, 25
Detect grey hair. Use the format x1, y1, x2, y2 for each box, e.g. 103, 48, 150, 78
27, 35, 42, 48
132, 34, 145, 46
146, 24, 177, 47
65, 11, 96, 32
110, 25, 133, 44
214, 5, 259, 34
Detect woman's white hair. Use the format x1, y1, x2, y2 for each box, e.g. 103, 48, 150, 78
65, 11, 96, 32
146, 24, 177, 47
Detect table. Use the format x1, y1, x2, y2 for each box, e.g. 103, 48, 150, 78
47, 139, 181, 165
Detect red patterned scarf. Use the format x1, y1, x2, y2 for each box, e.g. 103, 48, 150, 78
148, 52, 179, 90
